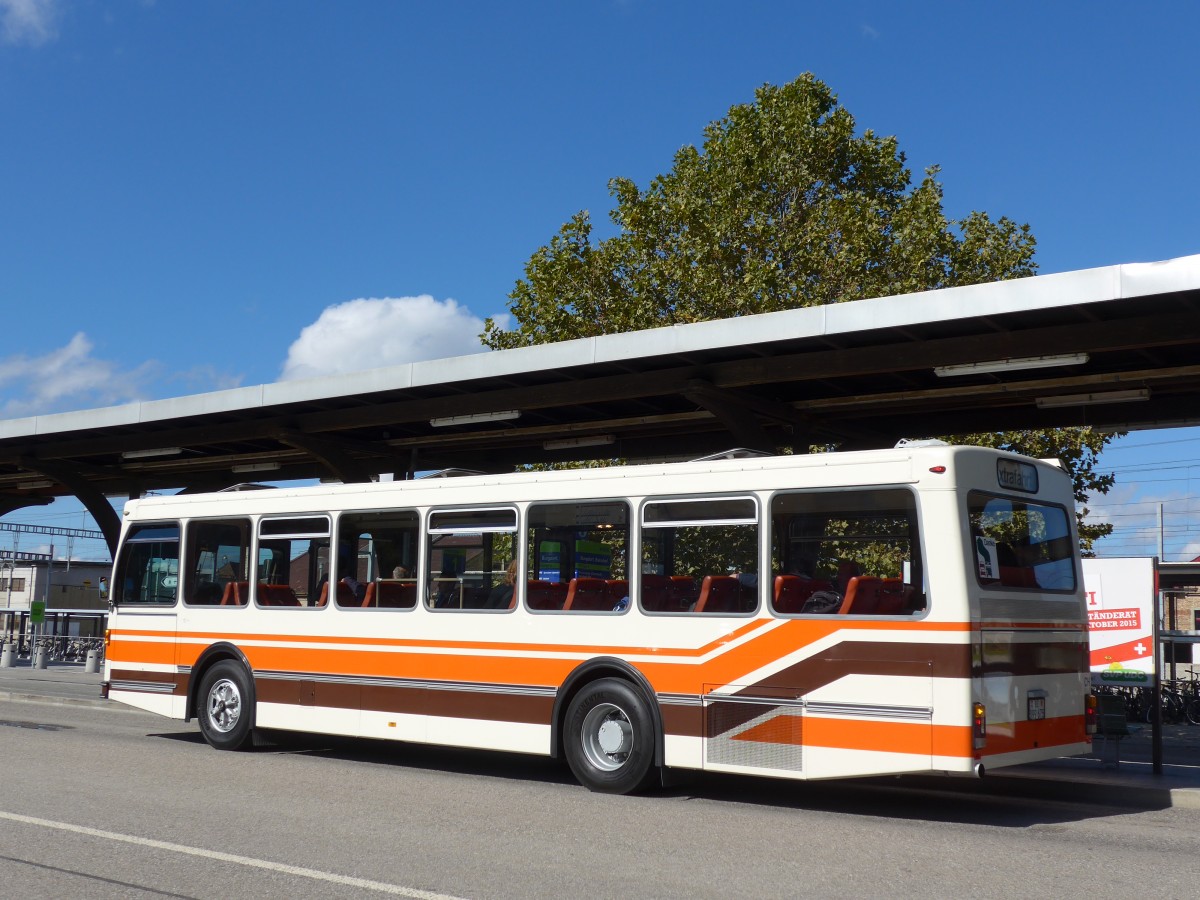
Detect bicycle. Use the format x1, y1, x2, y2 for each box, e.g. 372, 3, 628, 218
1145, 682, 1187, 725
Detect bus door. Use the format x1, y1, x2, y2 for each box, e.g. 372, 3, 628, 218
107, 523, 181, 717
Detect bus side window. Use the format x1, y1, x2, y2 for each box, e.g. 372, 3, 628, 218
185, 519, 251, 607
427, 507, 516, 612
336, 510, 419, 609
769, 489, 923, 617
113, 523, 180, 606
256, 516, 332, 608
640, 497, 758, 615
526, 500, 630, 613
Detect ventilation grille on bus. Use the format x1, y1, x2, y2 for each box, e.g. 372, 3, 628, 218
705, 695, 804, 773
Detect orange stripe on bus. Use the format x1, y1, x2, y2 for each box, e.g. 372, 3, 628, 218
107, 641, 176, 666
732, 714, 974, 757
981, 715, 1087, 755
110, 617, 973, 657
112, 617, 979, 696
112, 618, 772, 659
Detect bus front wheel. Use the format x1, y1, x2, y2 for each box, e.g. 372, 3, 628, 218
197, 660, 255, 751
564, 678, 657, 794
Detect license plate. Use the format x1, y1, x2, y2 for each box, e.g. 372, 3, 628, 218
1028, 696, 1046, 720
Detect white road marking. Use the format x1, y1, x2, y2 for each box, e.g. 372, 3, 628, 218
0, 810, 466, 899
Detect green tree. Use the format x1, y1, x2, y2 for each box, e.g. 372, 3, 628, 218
482, 73, 1115, 550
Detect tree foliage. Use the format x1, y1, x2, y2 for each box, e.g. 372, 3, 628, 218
482, 74, 1036, 348
482, 73, 1116, 550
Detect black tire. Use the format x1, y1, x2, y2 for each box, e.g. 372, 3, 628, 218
563, 678, 658, 794
197, 660, 255, 750
1186, 698, 1200, 727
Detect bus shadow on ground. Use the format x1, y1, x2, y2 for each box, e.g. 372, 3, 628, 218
667, 770, 1173, 827
150, 726, 1157, 827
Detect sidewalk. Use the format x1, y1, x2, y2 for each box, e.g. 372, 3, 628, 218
0, 657, 111, 707
3, 659, 1199, 809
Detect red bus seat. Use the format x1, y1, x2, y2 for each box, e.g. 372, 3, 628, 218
257, 583, 300, 606
316, 580, 355, 607
694, 575, 740, 613
773, 575, 833, 614
605, 579, 629, 606
838, 576, 887, 615
526, 580, 568, 610
668, 576, 697, 610
364, 580, 418, 608
563, 577, 611, 611
875, 578, 910, 614
220, 581, 250, 606
639, 574, 672, 611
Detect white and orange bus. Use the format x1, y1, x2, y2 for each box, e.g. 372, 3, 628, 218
103, 443, 1094, 793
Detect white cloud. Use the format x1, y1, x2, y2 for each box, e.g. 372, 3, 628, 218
280, 295, 508, 381
0, 0, 60, 46
0, 332, 159, 416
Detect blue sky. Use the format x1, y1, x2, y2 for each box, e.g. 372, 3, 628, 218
2, 1, 1199, 561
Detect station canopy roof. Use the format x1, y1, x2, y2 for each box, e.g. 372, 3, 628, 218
3, 253, 1200, 522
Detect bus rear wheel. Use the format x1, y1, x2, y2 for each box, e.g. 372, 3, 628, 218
197, 660, 255, 751
564, 678, 657, 794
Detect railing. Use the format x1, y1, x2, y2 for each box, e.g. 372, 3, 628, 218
4, 634, 105, 664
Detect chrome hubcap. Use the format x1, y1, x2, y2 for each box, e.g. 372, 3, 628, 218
207, 678, 242, 733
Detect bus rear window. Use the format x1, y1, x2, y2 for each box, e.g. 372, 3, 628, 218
968, 492, 1076, 592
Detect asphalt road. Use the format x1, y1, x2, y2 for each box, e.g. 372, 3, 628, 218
2, 693, 1200, 899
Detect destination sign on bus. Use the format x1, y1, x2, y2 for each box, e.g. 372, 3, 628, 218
996, 459, 1038, 493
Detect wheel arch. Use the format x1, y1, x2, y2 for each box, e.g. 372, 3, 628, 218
186, 642, 255, 725
551, 656, 664, 767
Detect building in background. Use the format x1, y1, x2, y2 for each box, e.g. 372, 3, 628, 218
0, 553, 110, 612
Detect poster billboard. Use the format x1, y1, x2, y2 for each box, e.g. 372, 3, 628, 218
1081, 557, 1157, 687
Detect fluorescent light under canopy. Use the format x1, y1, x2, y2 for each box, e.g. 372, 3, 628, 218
933, 353, 1089, 377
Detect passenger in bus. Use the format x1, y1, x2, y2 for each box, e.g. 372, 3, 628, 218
486, 560, 518, 609
392, 564, 411, 579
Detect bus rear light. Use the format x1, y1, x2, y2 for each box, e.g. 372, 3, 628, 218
973, 702, 987, 749
1085, 694, 1098, 735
